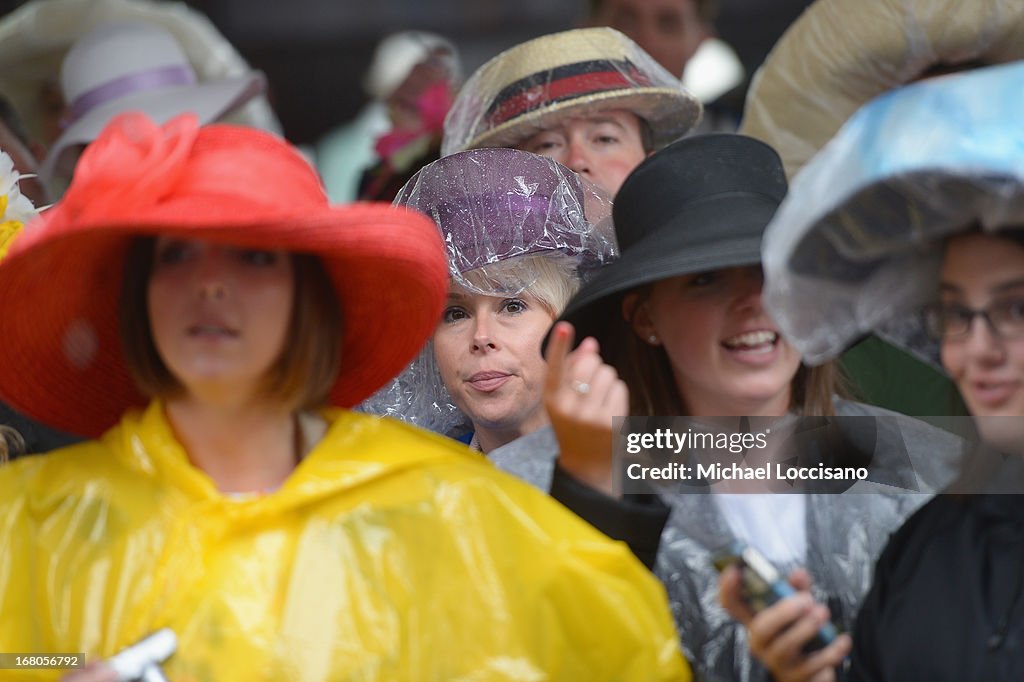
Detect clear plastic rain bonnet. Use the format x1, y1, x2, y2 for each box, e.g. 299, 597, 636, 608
399, 146, 615, 294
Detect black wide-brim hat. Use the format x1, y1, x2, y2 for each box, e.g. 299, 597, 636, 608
559, 133, 788, 343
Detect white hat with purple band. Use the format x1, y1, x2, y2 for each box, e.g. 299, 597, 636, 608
40, 20, 266, 183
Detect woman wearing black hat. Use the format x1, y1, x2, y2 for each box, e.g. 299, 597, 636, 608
543, 133, 961, 682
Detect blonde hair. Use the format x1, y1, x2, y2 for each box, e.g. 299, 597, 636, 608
522, 255, 581, 315
459, 254, 581, 315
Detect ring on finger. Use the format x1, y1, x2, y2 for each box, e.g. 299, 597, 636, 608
572, 380, 591, 395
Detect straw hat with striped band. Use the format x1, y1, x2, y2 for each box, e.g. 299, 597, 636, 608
442, 27, 701, 156
740, 0, 1024, 180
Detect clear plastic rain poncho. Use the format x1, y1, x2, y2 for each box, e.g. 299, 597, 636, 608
762, 60, 1024, 366
441, 26, 701, 155
740, 0, 1024, 181
649, 397, 966, 682
360, 147, 616, 436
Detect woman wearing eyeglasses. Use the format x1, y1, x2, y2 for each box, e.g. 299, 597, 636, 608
922, 238, 1024, 451
729, 61, 1024, 681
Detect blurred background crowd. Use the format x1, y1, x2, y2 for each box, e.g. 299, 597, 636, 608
0, 0, 811, 144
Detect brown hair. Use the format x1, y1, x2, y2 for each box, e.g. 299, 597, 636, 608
119, 237, 343, 411
607, 284, 847, 416
0, 425, 24, 464
638, 118, 657, 154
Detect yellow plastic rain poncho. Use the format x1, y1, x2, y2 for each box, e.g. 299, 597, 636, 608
0, 402, 690, 681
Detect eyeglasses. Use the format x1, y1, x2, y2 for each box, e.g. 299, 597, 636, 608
924, 298, 1024, 340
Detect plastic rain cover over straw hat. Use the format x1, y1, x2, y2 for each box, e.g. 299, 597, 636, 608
442, 27, 701, 156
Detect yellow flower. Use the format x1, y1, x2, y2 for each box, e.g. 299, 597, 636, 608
0, 195, 24, 261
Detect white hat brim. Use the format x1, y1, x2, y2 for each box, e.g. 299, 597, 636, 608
41, 72, 265, 182
0, 0, 280, 143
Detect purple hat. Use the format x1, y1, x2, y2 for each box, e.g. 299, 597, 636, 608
394, 147, 616, 294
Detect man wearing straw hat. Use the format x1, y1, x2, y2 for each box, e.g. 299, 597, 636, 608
443, 26, 702, 196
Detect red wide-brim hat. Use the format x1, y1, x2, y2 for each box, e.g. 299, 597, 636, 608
0, 113, 448, 437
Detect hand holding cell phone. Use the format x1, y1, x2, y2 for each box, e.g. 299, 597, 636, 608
715, 542, 851, 682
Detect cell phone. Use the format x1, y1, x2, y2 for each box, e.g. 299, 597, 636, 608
106, 629, 176, 682
713, 540, 838, 652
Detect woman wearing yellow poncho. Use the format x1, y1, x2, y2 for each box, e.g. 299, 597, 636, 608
0, 112, 689, 681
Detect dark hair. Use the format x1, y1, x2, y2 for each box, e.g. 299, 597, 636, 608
588, 0, 718, 25
638, 118, 656, 154
119, 237, 343, 411
1001, 226, 1024, 248
606, 284, 847, 416
944, 224, 1024, 252
0, 425, 24, 464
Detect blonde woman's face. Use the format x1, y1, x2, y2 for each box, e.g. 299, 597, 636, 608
432, 287, 554, 436
939, 233, 1024, 449
147, 237, 294, 401
628, 266, 802, 416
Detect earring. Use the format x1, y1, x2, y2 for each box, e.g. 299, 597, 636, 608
648, 334, 659, 345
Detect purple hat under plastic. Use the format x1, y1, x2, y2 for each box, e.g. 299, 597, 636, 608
395, 147, 615, 292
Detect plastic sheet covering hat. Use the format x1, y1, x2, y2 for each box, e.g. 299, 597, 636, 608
395, 147, 617, 295
761, 61, 1024, 367
0, 112, 450, 438
0, 403, 691, 681
0, 0, 281, 147
361, 147, 616, 435
740, 0, 1024, 180
441, 27, 702, 156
